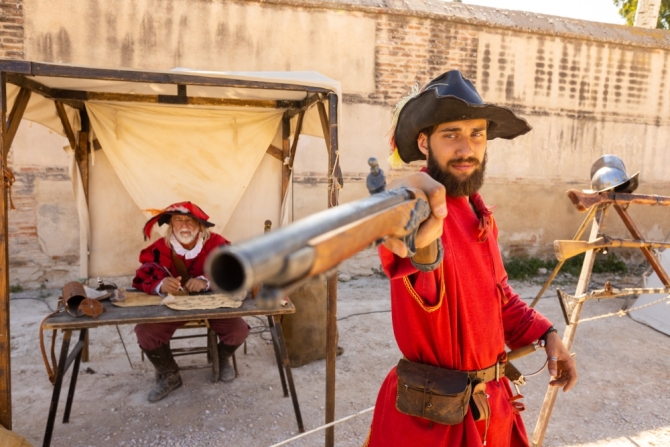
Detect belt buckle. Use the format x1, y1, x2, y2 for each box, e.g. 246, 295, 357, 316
495, 362, 500, 381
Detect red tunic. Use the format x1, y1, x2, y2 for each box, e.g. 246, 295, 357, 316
131, 233, 229, 294
365, 192, 551, 447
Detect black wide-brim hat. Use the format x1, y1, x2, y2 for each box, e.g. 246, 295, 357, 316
393, 70, 532, 163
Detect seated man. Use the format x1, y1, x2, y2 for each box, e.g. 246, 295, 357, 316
132, 201, 249, 403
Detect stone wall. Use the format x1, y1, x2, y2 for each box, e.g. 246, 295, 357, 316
3, 0, 670, 286
0, 0, 23, 59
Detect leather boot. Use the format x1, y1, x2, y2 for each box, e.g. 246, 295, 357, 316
217, 343, 240, 383
142, 343, 182, 403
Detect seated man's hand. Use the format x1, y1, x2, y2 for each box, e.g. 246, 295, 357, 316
160, 277, 183, 294
545, 332, 578, 392
184, 277, 208, 293
382, 172, 447, 258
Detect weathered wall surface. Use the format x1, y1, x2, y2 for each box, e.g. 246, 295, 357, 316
2, 0, 670, 286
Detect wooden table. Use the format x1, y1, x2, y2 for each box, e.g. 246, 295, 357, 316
40, 298, 303, 447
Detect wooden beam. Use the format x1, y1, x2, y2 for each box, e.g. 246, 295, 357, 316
6, 74, 82, 109
288, 111, 304, 170
532, 207, 608, 446
76, 109, 90, 204
614, 205, 670, 286
0, 71, 12, 430
4, 87, 30, 152
281, 114, 291, 200
28, 61, 332, 93
265, 144, 283, 162
324, 92, 339, 447
54, 101, 77, 151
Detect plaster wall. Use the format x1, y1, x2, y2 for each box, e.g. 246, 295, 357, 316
4, 0, 670, 286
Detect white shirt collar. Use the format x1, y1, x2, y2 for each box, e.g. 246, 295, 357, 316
170, 234, 204, 260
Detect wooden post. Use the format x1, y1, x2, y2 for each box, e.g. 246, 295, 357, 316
281, 114, 291, 201
4, 88, 30, 150
530, 206, 597, 308
532, 207, 608, 446
320, 93, 340, 447
0, 72, 11, 429
614, 205, 670, 286
76, 109, 90, 362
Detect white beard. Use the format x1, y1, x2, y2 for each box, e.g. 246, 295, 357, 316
174, 229, 198, 246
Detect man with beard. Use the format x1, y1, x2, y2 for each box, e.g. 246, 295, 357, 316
132, 202, 249, 402
363, 71, 576, 446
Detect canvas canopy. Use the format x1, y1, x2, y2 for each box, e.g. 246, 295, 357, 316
0, 60, 343, 433
3, 65, 342, 278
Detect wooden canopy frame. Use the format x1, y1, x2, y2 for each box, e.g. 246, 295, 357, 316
0, 59, 343, 447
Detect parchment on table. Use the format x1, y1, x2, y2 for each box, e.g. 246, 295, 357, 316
160, 294, 244, 310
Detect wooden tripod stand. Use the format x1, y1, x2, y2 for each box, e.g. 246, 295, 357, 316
529, 192, 670, 447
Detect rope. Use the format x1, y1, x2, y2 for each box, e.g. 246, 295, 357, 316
268, 406, 374, 447
2, 164, 15, 210
579, 294, 670, 323
328, 150, 342, 208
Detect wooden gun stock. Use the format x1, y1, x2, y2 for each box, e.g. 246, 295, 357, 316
566, 189, 670, 212
554, 236, 670, 261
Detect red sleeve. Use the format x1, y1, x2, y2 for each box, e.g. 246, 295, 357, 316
132, 262, 169, 294
378, 244, 418, 279
500, 272, 553, 350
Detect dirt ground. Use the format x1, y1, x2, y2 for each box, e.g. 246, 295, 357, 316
6, 250, 670, 447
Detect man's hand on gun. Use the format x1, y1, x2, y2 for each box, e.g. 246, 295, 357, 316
544, 331, 578, 392
382, 172, 448, 258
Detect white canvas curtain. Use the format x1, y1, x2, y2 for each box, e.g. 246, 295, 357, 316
86, 102, 284, 233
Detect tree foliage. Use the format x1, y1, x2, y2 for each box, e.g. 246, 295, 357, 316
613, 0, 670, 29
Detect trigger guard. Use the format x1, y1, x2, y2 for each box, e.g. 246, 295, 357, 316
402, 199, 431, 257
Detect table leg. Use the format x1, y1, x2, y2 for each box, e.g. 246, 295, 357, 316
267, 316, 289, 397
43, 330, 72, 447
63, 329, 87, 423
209, 328, 219, 383
272, 315, 304, 433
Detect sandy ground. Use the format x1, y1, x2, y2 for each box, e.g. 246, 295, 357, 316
6, 252, 670, 447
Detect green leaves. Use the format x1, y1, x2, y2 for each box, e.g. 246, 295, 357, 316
613, 0, 670, 29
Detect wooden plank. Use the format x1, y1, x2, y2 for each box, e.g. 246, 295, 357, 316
532, 207, 608, 447
0, 71, 12, 430
54, 101, 77, 151
76, 109, 90, 201
324, 92, 340, 447
0, 60, 31, 74
288, 111, 304, 170
6, 74, 82, 109
266, 144, 283, 162
3, 87, 30, 152
42, 299, 295, 330
29, 61, 332, 93
614, 204, 670, 286
281, 114, 291, 200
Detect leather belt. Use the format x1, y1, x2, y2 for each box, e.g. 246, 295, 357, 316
467, 362, 506, 383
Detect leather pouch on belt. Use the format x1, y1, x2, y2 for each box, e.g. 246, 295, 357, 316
469, 380, 490, 421
395, 358, 471, 425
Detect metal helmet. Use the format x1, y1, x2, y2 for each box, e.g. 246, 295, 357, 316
590, 155, 639, 193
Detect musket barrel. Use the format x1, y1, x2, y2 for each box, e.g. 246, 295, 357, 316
206, 188, 416, 295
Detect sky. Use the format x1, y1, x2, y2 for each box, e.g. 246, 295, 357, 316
462, 0, 627, 25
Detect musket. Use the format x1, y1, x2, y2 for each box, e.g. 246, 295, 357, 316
205, 158, 430, 301
566, 189, 670, 213
557, 281, 670, 324
207, 158, 554, 388
553, 235, 670, 261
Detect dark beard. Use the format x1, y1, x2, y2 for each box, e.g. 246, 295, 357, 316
426, 145, 487, 198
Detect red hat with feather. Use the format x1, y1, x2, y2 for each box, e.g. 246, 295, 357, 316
142, 201, 215, 240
